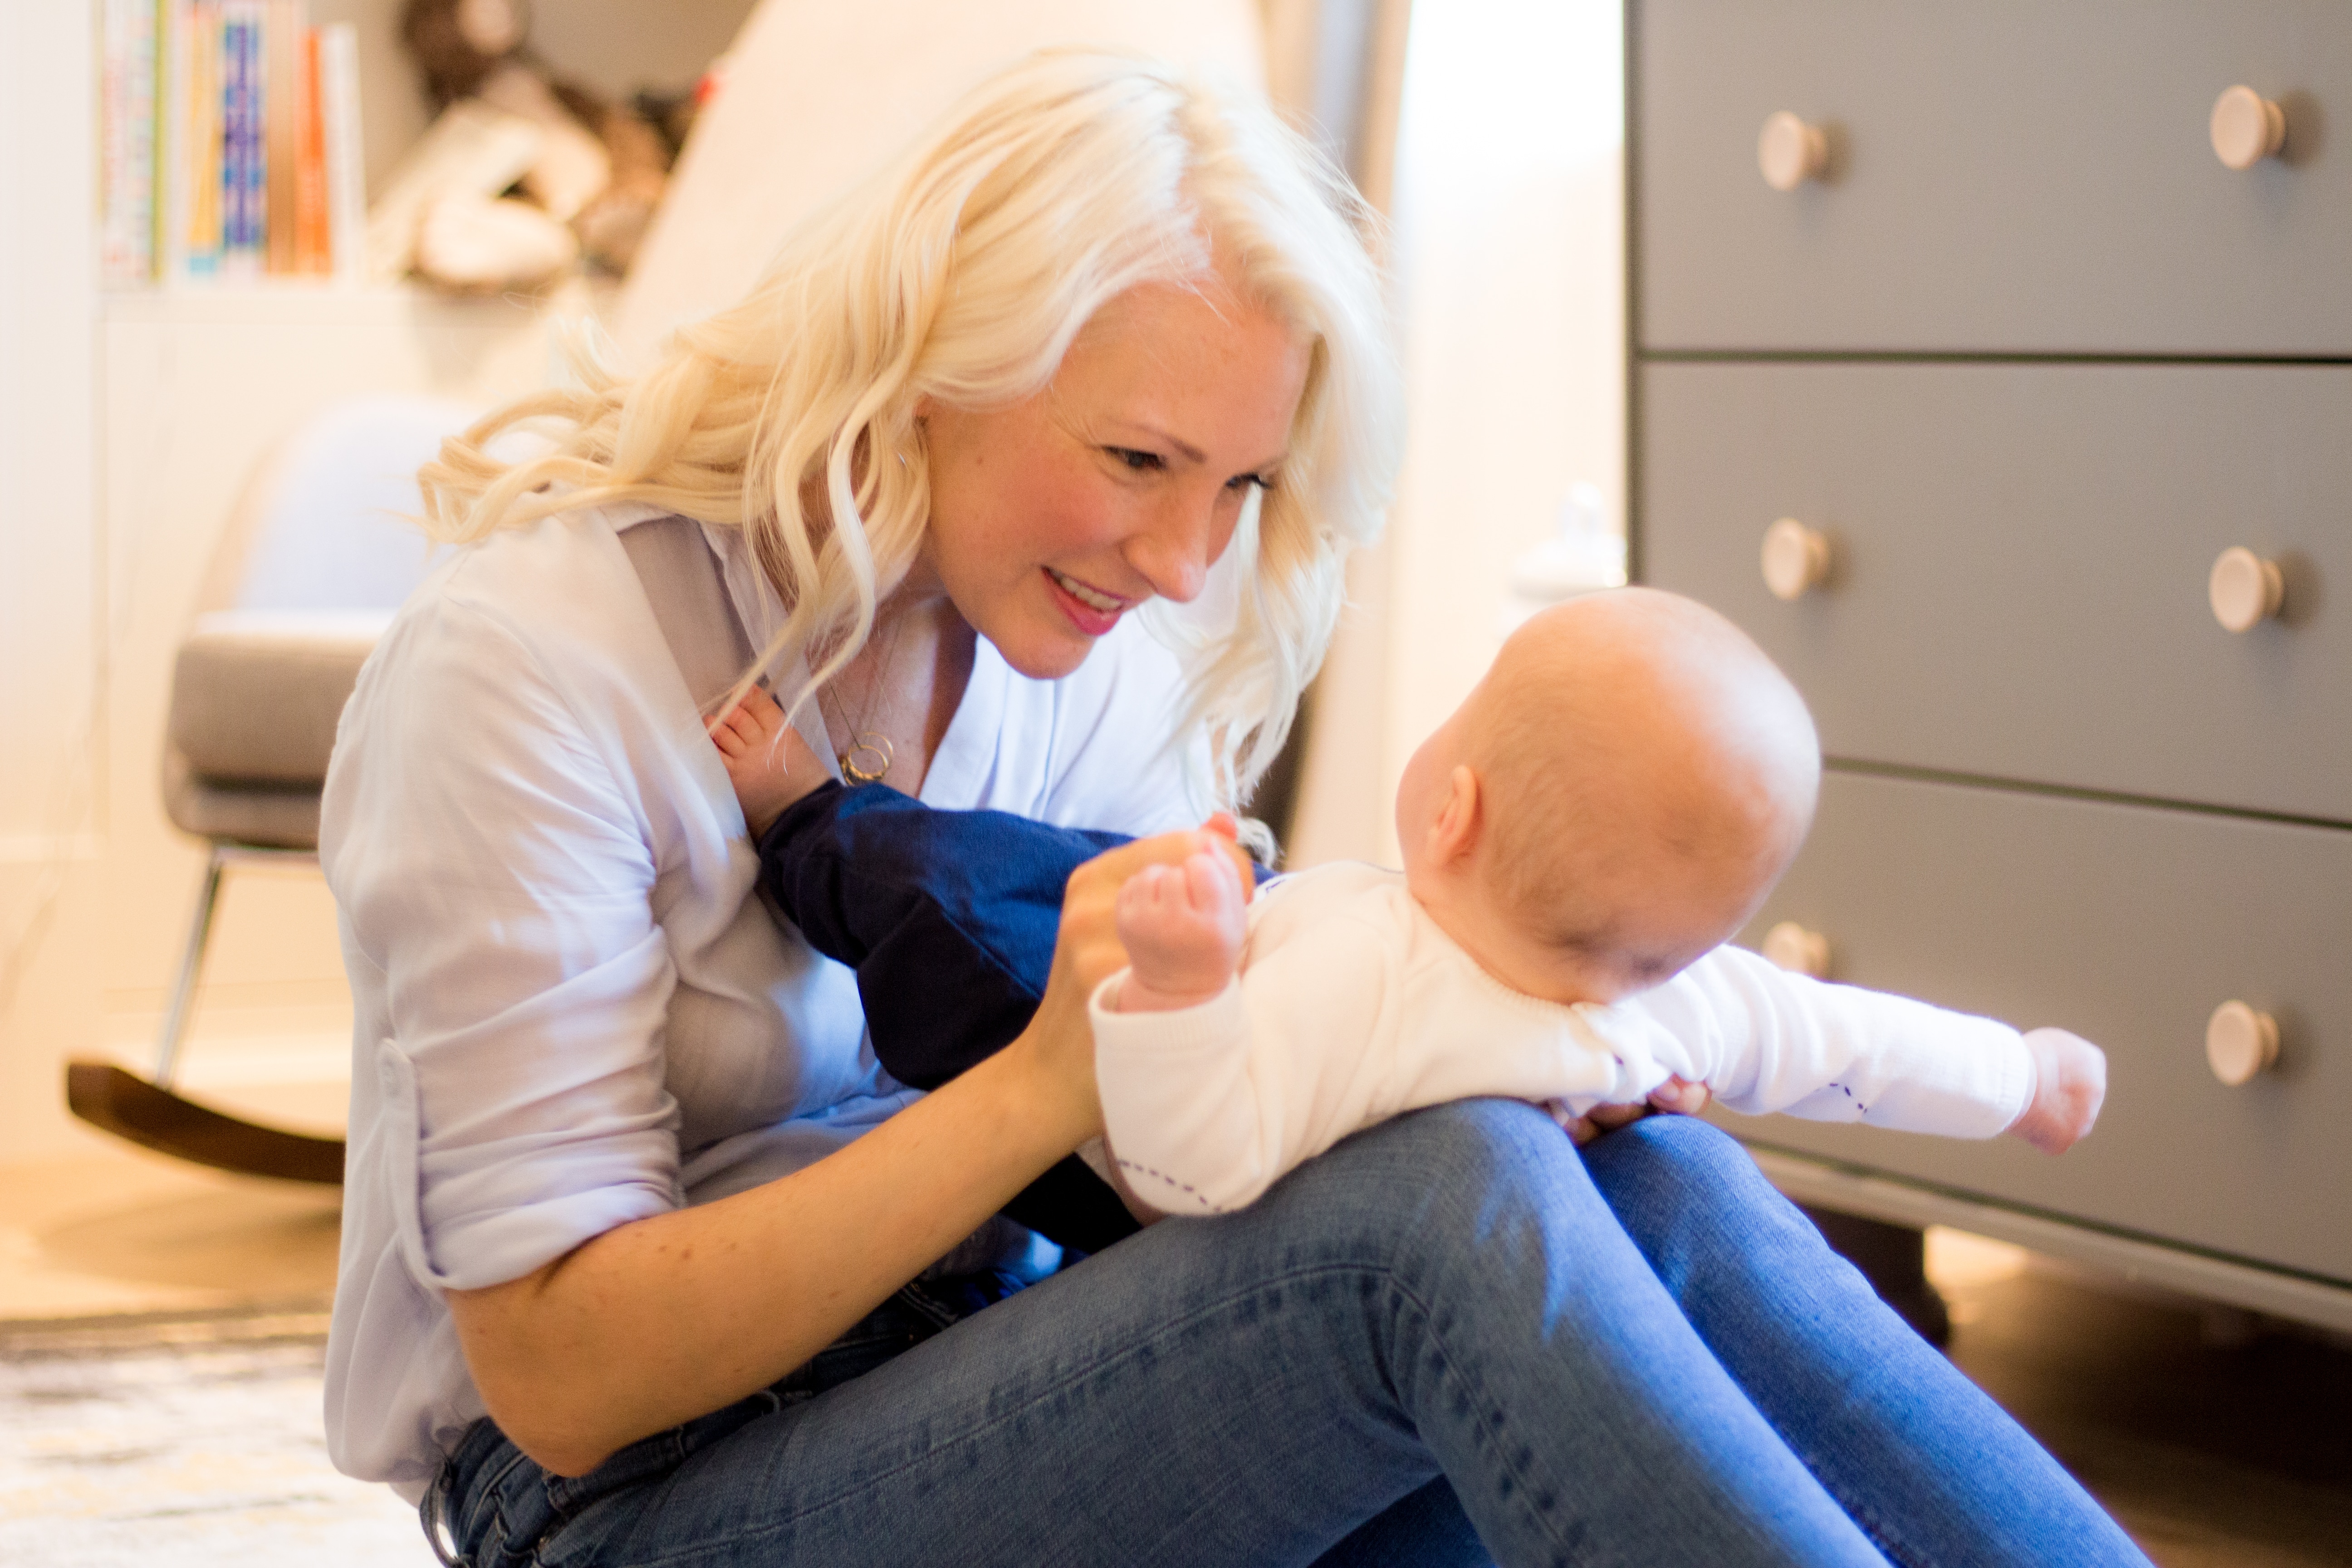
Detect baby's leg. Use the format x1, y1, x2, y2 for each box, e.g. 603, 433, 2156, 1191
757, 783, 1133, 1087
757, 785, 1147, 1252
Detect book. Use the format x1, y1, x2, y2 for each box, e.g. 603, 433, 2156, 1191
265, 0, 304, 274
318, 23, 365, 285
293, 25, 330, 274
219, 0, 263, 279
99, 0, 159, 284
107, 0, 368, 288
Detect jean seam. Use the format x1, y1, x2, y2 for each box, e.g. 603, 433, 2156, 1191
608, 1258, 1408, 1566
1382, 1270, 1602, 1567
1763, 1403, 1922, 1568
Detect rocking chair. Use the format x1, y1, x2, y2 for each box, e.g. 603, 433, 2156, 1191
66, 396, 475, 1184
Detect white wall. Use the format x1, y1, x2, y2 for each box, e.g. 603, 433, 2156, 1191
0, 3, 599, 1169
0, 0, 106, 1167
1291, 0, 1625, 868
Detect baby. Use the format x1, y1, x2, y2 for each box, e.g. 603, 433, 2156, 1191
716, 588, 2105, 1219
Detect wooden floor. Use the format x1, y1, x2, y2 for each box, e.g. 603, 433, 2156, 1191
2, 1145, 2348, 1564
1931, 1237, 2352, 1568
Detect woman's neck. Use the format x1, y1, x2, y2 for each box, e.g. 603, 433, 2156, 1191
821, 594, 976, 797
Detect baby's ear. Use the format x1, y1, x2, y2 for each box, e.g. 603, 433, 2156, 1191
1426, 764, 1485, 864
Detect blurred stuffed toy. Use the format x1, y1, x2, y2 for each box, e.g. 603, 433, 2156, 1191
388, 0, 687, 290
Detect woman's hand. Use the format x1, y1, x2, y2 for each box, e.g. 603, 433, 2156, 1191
1563, 1077, 1712, 1147
1014, 823, 1258, 1130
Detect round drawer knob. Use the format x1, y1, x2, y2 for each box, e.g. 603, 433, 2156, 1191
2208, 546, 2285, 632
1758, 111, 1829, 191
1761, 921, 1832, 978
2210, 86, 2287, 171
1761, 518, 1833, 601
2205, 1000, 2279, 1086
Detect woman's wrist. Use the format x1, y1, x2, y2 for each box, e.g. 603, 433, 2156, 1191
987, 1009, 1104, 1152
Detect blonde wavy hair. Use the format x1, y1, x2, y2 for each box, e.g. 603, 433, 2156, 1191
416, 48, 1401, 817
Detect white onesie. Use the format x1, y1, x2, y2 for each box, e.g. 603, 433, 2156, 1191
1088, 862, 2035, 1215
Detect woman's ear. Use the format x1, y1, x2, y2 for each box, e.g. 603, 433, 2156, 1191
1425, 764, 1484, 867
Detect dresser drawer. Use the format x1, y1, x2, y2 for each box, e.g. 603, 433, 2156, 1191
1639, 360, 2352, 823
1720, 770, 2352, 1284
1635, 0, 2352, 354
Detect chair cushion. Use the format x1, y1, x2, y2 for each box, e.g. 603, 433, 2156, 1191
160, 750, 322, 851
168, 610, 390, 787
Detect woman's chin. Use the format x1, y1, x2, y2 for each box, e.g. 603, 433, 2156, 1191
985, 617, 1106, 682
996, 638, 1096, 682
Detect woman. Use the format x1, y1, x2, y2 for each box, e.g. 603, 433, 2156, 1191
321, 49, 2150, 1567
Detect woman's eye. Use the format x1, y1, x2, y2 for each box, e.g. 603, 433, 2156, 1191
1107, 447, 1164, 472
1225, 472, 1272, 494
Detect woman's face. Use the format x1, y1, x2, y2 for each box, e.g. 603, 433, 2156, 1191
913, 271, 1312, 680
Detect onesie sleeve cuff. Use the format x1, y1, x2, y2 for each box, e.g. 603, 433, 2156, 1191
1088, 972, 1248, 1057
1874, 1016, 2036, 1139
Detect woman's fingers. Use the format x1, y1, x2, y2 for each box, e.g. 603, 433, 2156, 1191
1073, 827, 1255, 910
1648, 1078, 1710, 1116
1058, 832, 1221, 992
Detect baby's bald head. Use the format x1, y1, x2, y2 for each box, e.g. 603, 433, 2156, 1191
1450, 588, 1819, 994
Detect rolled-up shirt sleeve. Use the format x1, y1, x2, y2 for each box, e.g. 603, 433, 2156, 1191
328, 591, 683, 1292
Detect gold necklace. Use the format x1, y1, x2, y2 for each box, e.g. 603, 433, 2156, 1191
825, 613, 905, 785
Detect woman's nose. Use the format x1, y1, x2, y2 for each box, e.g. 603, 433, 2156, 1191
1123, 486, 1233, 604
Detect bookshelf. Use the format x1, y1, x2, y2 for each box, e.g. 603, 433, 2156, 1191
0, 0, 754, 1167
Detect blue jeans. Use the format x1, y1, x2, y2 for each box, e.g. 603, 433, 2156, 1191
426, 1105, 2147, 1567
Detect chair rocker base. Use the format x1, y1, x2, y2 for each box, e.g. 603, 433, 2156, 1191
65, 1060, 346, 1186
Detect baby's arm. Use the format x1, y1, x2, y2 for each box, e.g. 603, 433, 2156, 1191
1091, 896, 1396, 1213
709, 686, 828, 839
1651, 946, 2035, 1134
1625, 945, 2104, 1149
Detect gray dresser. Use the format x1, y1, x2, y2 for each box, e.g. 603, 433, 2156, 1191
1630, 0, 2352, 1329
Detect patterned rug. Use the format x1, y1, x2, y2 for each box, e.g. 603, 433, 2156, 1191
0, 1313, 433, 1567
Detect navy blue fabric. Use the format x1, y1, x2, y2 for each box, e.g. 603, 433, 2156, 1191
754, 782, 1279, 1255
755, 781, 1135, 1092
756, 782, 1181, 1254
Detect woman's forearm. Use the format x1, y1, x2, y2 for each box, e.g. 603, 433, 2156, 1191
447, 1032, 1093, 1477
446, 827, 1226, 1477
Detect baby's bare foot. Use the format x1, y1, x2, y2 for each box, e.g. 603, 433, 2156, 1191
711, 686, 829, 839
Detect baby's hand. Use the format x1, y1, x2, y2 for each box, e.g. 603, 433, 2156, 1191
710, 686, 828, 840
1113, 847, 1247, 1013
1561, 1078, 1712, 1147
2007, 1027, 2107, 1155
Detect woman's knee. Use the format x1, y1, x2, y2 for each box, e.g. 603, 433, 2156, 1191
1259, 1098, 1610, 1281
1581, 1110, 1764, 1208
1579, 1112, 1823, 1284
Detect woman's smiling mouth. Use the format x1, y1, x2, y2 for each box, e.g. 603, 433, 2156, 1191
1046, 567, 1132, 633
